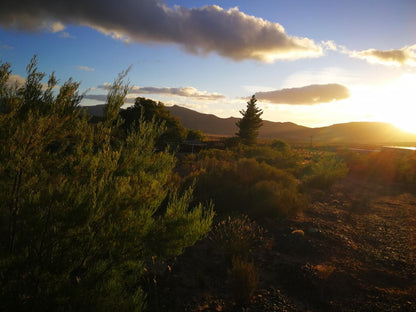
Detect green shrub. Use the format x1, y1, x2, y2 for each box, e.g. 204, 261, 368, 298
227, 257, 259, 305
303, 155, 348, 189
186, 129, 206, 141
190, 156, 307, 218
0, 57, 214, 311
209, 215, 271, 262
251, 180, 308, 218
270, 139, 291, 153
234, 144, 299, 170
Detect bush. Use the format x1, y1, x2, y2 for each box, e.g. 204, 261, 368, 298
227, 257, 259, 305
186, 129, 206, 141
209, 215, 272, 262
189, 155, 307, 218
235, 144, 299, 170
251, 180, 308, 218
0, 57, 214, 311
303, 155, 348, 189
271, 139, 291, 153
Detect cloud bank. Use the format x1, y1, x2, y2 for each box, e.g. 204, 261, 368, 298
129, 86, 225, 100
350, 45, 416, 66
84, 84, 225, 102
0, 0, 322, 62
256, 84, 350, 105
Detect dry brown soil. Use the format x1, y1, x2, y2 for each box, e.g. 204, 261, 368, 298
146, 177, 416, 311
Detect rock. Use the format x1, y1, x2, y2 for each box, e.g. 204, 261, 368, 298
291, 229, 305, 236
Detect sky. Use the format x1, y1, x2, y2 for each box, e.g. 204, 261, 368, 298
1, 0, 416, 132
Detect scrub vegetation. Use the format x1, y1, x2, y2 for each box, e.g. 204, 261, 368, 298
1, 58, 415, 311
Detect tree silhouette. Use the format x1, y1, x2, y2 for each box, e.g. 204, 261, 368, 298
236, 95, 263, 145
120, 97, 186, 148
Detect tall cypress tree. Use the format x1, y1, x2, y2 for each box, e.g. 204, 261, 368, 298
236, 95, 263, 145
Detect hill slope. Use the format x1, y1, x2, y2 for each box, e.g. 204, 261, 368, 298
166, 105, 416, 144
82, 104, 416, 144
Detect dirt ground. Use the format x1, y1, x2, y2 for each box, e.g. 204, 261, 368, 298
146, 177, 416, 311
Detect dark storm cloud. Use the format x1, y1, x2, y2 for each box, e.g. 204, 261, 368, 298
0, 0, 322, 61
256, 84, 350, 105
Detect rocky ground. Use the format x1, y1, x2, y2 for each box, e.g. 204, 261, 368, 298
145, 177, 416, 311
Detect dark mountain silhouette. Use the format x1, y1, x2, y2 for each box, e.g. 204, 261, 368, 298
82, 104, 416, 144
166, 105, 416, 144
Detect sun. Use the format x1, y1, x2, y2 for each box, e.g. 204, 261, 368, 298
366, 74, 416, 134
388, 112, 416, 134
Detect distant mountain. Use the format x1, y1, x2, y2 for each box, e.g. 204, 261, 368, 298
82, 104, 105, 117
166, 105, 416, 144
82, 104, 416, 144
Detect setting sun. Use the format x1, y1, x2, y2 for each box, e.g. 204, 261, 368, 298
1, 0, 415, 137
366, 74, 416, 133
2, 1, 416, 310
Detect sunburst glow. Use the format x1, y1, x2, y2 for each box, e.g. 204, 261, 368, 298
370, 74, 416, 133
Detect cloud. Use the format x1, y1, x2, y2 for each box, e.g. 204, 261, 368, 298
59, 31, 75, 39
348, 44, 416, 66
77, 65, 95, 71
48, 21, 65, 33
83, 93, 135, 103
321, 40, 337, 51
0, 43, 13, 50
255, 83, 350, 105
82, 94, 106, 102
5, 74, 59, 90
0, 0, 322, 62
6, 74, 26, 87
97, 83, 225, 100
129, 86, 225, 100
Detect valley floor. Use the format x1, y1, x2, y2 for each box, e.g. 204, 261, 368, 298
146, 177, 416, 311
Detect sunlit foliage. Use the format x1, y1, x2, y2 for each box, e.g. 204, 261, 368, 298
0, 57, 213, 311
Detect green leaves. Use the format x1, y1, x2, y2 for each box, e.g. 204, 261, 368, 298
236, 95, 263, 145
0, 57, 213, 311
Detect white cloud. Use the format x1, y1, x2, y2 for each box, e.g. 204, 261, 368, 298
5, 74, 59, 90
6, 74, 26, 87
0, 42, 13, 49
77, 65, 95, 71
321, 40, 337, 51
48, 21, 65, 33
59, 31, 75, 39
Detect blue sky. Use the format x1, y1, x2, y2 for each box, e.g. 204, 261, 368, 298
1, 0, 416, 131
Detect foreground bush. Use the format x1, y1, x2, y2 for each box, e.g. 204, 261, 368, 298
209, 215, 272, 262
0, 57, 213, 311
251, 180, 308, 218
303, 154, 348, 189
189, 155, 307, 218
227, 257, 259, 305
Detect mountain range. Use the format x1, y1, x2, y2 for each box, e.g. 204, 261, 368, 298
83, 104, 416, 145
